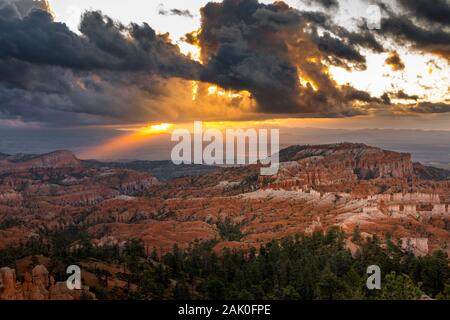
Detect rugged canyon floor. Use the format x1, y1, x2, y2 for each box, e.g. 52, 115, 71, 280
0, 143, 450, 255
0, 143, 449, 299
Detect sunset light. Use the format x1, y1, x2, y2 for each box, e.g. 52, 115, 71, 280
1, 0, 450, 306
79, 123, 174, 159
140, 123, 174, 134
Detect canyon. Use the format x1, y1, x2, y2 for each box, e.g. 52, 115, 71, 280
0, 143, 449, 299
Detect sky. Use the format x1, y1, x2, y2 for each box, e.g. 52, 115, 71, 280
0, 0, 449, 160
50, 0, 449, 106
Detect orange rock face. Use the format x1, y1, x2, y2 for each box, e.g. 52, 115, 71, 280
266, 143, 415, 191
88, 220, 218, 254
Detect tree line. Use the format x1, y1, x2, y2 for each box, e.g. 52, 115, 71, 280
0, 226, 449, 300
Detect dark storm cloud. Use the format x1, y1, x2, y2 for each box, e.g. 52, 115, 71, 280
338, 29, 385, 54
385, 50, 405, 71
2, 0, 444, 126
0, 2, 202, 125
0, 1, 20, 18
311, 31, 367, 69
197, 0, 382, 116
410, 102, 450, 114
78, 11, 201, 78
0, 11, 115, 70
305, 0, 339, 9
299, 10, 385, 56
0, 9, 201, 78
0, 0, 51, 19
341, 86, 390, 104
396, 0, 450, 26
0, 67, 174, 125
0, 59, 73, 94
375, 5, 450, 61
388, 90, 419, 101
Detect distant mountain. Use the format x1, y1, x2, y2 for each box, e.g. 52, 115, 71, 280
0, 150, 218, 180
2, 144, 449, 182
413, 163, 450, 181
83, 159, 218, 180
0, 150, 81, 173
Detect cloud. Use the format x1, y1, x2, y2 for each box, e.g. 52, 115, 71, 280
158, 4, 194, 18
0, 0, 446, 127
376, 6, 450, 61
336, 28, 385, 54
311, 31, 367, 69
0, 0, 392, 124
305, 0, 339, 9
0, 3, 203, 125
396, 0, 450, 26
0, 0, 53, 19
78, 11, 201, 78
385, 50, 405, 71
197, 0, 383, 116
388, 90, 419, 101
410, 102, 450, 114
0, 8, 202, 77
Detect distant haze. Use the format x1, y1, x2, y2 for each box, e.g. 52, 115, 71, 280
0, 127, 449, 167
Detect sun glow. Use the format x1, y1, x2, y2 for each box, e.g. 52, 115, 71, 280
298, 75, 319, 91
191, 81, 252, 102
81, 118, 368, 160
192, 81, 199, 101
140, 123, 174, 134
184, 29, 203, 102
297, 67, 319, 91
79, 123, 174, 159
329, 51, 449, 101
186, 30, 202, 63
207, 85, 249, 99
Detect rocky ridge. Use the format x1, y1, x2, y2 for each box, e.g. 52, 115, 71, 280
0, 144, 449, 278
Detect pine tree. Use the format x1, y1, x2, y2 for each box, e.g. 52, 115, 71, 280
378, 272, 423, 300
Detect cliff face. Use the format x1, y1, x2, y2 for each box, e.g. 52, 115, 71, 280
266, 143, 415, 190
279, 143, 414, 180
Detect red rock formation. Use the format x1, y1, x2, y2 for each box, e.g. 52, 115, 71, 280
279, 143, 414, 179
0, 144, 448, 262
88, 220, 218, 254
257, 144, 427, 200
0, 265, 95, 300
